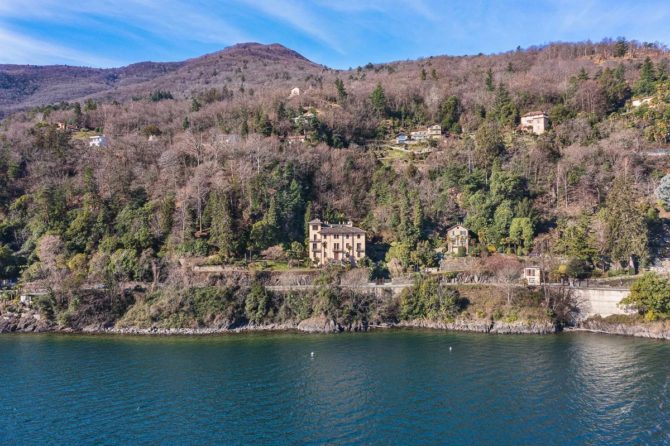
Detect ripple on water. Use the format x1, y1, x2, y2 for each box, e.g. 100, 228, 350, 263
0, 331, 668, 445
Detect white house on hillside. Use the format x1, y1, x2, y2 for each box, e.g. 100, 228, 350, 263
410, 130, 428, 141
89, 135, 108, 147
520, 111, 549, 135
396, 133, 408, 144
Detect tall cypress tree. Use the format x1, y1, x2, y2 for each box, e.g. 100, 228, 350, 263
605, 177, 648, 269
369, 83, 387, 116
208, 190, 236, 258
485, 68, 495, 91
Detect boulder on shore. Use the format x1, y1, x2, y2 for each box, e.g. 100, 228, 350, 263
297, 315, 341, 333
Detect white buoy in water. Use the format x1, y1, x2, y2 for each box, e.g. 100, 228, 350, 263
449, 346, 452, 352
310, 352, 314, 357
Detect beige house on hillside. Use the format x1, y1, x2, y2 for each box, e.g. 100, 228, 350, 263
410, 130, 428, 141
308, 219, 366, 266
446, 224, 470, 255
427, 124, 442, 137
410, 124, 442, 142
520, 111, 549, 135
523, 267, 543, 285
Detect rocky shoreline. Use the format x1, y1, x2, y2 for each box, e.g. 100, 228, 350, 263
2, 308, 669, 340
1, 310, 556, 335
573, 318, 670, 340
393, 318, 557, 334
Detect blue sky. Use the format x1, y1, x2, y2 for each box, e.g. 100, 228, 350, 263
1, 0, 669, 68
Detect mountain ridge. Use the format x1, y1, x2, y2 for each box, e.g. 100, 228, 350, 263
1, 40, 669, 118
0, 42, 318, 116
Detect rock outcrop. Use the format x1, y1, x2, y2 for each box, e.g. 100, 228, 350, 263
396, 318, 555, 334
0, 310, 54, 333
578, 317, 670, 340
297, 316, 341, 333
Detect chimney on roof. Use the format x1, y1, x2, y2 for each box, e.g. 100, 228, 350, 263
347, 220, 353, 227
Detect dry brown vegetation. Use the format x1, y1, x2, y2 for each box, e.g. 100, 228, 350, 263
1, 38, 670, 289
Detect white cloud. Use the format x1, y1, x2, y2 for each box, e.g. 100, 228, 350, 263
0, 0, 251, 65
2, 0, 670, 68
236, 0, 345, 53
0, 27, 122, 66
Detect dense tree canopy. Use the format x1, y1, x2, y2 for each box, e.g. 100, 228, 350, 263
0, 38, 669, 286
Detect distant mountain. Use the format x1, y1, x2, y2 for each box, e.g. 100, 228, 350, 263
2, 40, 669, 120
0, 43, 320, 116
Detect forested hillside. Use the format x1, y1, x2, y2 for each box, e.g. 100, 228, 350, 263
2, 38, 670, 288
0, 43, 318, 117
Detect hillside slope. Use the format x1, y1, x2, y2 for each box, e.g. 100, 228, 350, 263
0, 43, 321, 116
1, 39, 670, 302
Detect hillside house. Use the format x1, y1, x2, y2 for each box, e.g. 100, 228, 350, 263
409, 125, 442, 142
523, 267, 543, 285
293, 112, 316, 126
88, 135, 108, 147
286, 135, 306, 145
520, 111, 549, 135
446, 224, 469, 255
396, 133, 408, 144
56, 122, 77, 131
218, 133, 241, 144
308, 219, 366, 266
289, 87, 300, 98
410, 130, 428, 141
427, 124, 442, 138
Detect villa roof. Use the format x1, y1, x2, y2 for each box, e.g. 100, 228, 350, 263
522, 111, 548, 117
319, 224, 366, 235
447, 224, 469, 232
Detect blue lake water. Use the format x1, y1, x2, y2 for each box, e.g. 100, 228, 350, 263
0, 331, 669, 445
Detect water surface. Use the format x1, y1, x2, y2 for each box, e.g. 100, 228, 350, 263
0, 331, 668, 445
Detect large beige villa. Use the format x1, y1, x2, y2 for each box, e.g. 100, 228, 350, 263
308, 219, 366, 266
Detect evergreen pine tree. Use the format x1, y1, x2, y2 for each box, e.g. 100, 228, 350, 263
485, 68, 495, 91
334, 78, 347, 103
369, 83, 387, 115
208, 190, 236, 258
